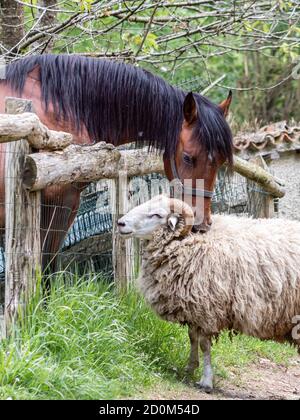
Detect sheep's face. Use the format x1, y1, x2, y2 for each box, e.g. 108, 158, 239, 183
117, 196, 194, 239
117, 196, 171, 239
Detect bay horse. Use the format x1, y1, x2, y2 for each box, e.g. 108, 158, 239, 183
0, 54, 233, 272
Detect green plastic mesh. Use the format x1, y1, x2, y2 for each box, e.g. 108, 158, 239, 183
59, 171, 274, 277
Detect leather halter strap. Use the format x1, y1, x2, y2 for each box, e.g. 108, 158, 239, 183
170, 155, 214, 199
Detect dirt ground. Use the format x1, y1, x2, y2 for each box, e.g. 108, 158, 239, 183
142, 358, 300, 400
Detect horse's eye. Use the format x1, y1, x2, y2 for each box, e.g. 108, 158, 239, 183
182, 153, 194, 166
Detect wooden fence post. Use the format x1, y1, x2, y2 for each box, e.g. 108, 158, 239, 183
112, 172, 135, 292
4, 98, 41, 336
248, 156, 275, 218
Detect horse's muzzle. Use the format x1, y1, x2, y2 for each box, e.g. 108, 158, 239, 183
192, 223, 211, 234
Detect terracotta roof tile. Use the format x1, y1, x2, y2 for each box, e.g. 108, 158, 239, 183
234, 121, 300, 153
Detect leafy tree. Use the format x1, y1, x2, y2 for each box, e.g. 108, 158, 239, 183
0, 0, 24, 52
0, 0, 300, 124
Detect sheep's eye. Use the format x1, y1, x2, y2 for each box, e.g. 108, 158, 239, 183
149, 214, 163, 219
182, 153, 194, 166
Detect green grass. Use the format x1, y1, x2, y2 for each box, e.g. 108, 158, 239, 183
0, 276, 297, 400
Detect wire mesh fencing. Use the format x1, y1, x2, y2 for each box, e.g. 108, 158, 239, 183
0, 161, 276, 314
56, 170, 275, 279
212, 167, 277, 217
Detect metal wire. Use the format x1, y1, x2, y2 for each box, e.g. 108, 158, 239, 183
59, 171, 273, 277
0, 166, 274, 283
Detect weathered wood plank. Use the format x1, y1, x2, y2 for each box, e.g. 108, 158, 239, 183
0, 104, 285, 198
118, 149, 164, 177
4, 98, 41, 337
247, 156, 275, 218
232, 155, 285, 198
0, 108, 73, 150
23, 143, 122, 191
112, 177, 135, 292
23, 145, 285, 198
22, 144, 164, 192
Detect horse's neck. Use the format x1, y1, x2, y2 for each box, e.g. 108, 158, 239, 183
0, 78, 91, 145
1, 73, 174, 148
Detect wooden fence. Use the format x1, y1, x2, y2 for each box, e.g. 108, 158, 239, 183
0, 97, 286, 337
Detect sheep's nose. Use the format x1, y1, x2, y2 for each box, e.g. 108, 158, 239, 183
117, 221, 126, 227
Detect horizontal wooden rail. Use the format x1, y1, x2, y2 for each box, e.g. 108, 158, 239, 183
228, 155, 285, 198
23, 143, 285, 198
0, 108, 285, 197
0, 112, 72, 150
23, 144, 165, 191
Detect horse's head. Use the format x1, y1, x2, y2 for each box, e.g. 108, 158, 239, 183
164, 91, 233, 233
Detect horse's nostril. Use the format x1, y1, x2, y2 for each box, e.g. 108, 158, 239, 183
192, 224, 211, 234
117, 221, 126, 227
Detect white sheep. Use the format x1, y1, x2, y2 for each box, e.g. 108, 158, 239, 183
118, 195, 300, 392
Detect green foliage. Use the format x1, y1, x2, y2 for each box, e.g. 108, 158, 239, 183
17, 1, 300, 125
121, 32, 158, 54
0, 279, 154, 399
0, 277, 297, 400
73, 0, 93, 13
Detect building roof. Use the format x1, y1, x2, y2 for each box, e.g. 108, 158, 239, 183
234, 121, 300, 155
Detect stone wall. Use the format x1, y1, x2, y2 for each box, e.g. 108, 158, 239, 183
267, 152, 300, 220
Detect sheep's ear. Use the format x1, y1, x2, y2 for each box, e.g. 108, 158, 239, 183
168, 215, 179, 231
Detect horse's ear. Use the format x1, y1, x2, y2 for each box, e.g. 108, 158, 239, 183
219, 90, 232, 118
28, 65, 40, 81
183, 92, 198, 126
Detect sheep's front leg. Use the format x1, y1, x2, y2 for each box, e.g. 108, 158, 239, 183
185, 325, 200, 376
197, 336, 213, 393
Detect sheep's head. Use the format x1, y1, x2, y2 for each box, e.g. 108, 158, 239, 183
117, 195, 194, 239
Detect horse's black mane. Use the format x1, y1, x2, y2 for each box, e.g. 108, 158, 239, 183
5, 54, 232, 161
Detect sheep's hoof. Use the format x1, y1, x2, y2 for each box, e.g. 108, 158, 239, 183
196, 377, 213, 394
